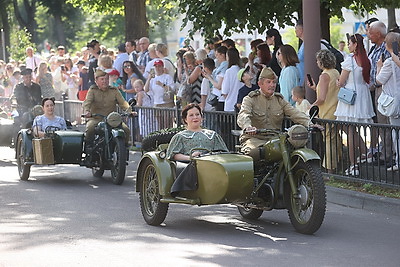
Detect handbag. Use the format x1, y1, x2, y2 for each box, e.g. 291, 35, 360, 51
338, 55, 357, 105
163, 90, 174, 102
207, 93, 218, 106
338, 87, 356, 105
377, 92, 397, 116
377, 60, 399, 117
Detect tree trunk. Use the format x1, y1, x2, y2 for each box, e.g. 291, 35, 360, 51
53, 14, 66, 47
13, 0, 38, 43
0, 6, 11, 61
124, 0, 148, 41
387, 8, 397, 31
320, 4, 330, 42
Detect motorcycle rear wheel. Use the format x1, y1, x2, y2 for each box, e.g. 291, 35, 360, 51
110, 137, 126, 185
16, 134, 31, 180
285, 160, 326, 234
139, 159, 169, 226
238, 206, 263, 220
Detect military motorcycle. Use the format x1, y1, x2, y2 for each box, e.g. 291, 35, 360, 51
136, 107, 326, 234
16, 111, 130, 185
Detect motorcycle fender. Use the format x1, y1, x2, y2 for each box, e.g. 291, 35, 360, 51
136, 151, 174, 196
291, 148, 320, 162
18, 129, 34, 160
111, 128, 125, 138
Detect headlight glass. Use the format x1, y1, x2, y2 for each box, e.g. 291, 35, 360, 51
107, 112, 122, 128
287, 125, 308, 148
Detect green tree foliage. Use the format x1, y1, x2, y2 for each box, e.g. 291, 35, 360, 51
176, 0, 400, 39
8, 28, 34, 61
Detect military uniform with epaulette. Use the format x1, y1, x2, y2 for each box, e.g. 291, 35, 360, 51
237, 89, 310, 153
83, 83, 132, 146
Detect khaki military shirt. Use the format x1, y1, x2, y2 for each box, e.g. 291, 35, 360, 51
83, 85, 131, 117
237, 90, 309, 135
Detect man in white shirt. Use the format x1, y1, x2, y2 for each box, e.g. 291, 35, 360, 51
25, 47, 41, 72
113, 43, 129, 78
125, 40, 137, 63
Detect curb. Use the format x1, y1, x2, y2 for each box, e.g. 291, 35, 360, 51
326, 185, 400, 215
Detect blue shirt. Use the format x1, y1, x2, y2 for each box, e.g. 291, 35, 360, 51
279, 66, 300, 106
369, 42, 390, 85
297, 43, 305, 85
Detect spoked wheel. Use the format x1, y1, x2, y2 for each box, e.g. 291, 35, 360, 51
139, 159, 168, 226
285, 160, 326, 234
238, 206, 263, 220
110, 137, 126, 185
16, 134, 31, 180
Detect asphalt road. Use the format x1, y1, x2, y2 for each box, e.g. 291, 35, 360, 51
0, 146, 399, 267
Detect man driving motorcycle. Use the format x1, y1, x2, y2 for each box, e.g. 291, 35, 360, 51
237, 67, 310, 156
13, 68, 42, 126
83, 69, 132, 152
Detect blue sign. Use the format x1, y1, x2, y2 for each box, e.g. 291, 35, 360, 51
355, 22, 367, 37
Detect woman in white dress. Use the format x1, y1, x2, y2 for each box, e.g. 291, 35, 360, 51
334, 33, 375, 176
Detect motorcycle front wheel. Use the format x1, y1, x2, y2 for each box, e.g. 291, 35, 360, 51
285, 160, 326, 235
110, 137, 126, 185
139, 159, 169, 226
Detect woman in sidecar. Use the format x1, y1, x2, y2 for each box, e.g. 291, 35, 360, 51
166, 103, 228, 161
32, 97, 67, 137
166, 103, 228, 195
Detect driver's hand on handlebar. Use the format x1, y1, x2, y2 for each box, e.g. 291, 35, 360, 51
191, 151, 202, 157
310, 123, 324, 131
245, 126, 257, 135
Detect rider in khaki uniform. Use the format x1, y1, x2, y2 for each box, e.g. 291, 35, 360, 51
237, 67, 310, 154
83, 69, 132, 149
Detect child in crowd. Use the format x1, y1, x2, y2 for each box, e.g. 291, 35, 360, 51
236, 66, 258, 111
200, 58, 216, 112
77, 61, 89, 101
134, 79, 154, 137
108, 69, 125, 99
291, 86, 311, 114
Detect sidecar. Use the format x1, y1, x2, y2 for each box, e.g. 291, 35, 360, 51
136, 147, 254, 226
16, 128, 84, 180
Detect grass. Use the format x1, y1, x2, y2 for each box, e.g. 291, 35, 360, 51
325, 178, 400, 199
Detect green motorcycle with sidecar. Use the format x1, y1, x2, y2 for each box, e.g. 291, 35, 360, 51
16, 111, 129, 185
136, 108, 326, 234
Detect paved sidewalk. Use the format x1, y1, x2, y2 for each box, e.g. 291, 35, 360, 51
326, 186, 400, 215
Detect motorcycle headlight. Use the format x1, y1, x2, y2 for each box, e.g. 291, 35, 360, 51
107, 112, 122, 128
287, 125, 308, 148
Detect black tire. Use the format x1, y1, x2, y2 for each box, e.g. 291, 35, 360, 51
16, 134, 31, 180
110, 137, 126, 185
141, 130, 180, 152
284, 160, 326, 235
238, 206, 263, 220
92, 167, 104, 178
139, 158, 169, 225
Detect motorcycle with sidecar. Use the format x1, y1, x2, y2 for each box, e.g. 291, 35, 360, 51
16, 111, 130, 185
136, 107, 326, 234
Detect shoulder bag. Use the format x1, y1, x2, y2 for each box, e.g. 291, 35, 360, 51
377, 60, 399, 117
338, 55, 357, 105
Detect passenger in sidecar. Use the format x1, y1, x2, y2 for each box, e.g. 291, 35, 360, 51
136, 103, 255, 225
16, 97, 83, 180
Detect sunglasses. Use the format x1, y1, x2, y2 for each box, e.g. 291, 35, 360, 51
123, 65, 131, 69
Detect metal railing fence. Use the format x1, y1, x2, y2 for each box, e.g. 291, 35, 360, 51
58, 100, 400, 188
